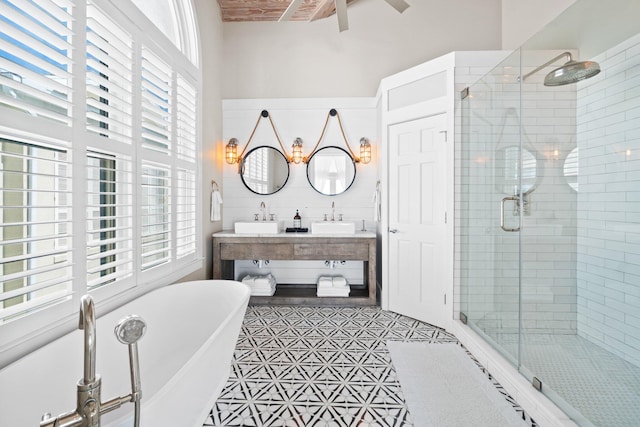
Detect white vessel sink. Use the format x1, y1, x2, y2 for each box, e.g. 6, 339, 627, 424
234, 221, 279, 234
311, 221, 356, 235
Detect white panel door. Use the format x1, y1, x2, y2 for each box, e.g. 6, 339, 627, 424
388, 114, 447, 327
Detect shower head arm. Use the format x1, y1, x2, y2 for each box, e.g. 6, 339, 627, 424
521, 51, 573, 82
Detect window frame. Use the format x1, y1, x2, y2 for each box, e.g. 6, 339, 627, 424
0, 0, 202, 363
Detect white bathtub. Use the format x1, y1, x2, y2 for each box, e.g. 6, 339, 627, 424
0, 280, 250, 427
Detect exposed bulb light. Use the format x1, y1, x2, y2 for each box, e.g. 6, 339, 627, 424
291, 137, 303, 164
225, 138, 238, 164
359, 137, 371, 164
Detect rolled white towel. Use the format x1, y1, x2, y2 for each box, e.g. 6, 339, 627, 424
317, 276, 333, 289
332, 276, 348, 288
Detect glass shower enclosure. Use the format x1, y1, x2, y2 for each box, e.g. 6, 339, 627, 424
459, 1, 640, 425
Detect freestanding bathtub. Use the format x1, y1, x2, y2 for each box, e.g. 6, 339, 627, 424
0, 280, 250, 427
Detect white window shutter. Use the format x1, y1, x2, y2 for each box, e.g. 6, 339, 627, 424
0, 0, 74, 125
86, 2, 134, 143
0, 137, 73, 322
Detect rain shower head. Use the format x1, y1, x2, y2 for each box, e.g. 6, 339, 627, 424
544, 59, 601, 86
522, 52, 601, 86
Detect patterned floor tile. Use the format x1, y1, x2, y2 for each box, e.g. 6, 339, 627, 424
203, 306, 534, 427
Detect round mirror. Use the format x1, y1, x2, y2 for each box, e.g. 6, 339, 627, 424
240, 146, 290, 195
494, 146, 538, 194
306, 146, 356, 196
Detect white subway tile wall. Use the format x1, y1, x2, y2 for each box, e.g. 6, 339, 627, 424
576, 32, 640, 367
455, 49, 581, 337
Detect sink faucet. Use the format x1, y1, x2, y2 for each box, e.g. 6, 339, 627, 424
331, 201, 335, 222
260, 201, 266, 221
41, 295, 147, 427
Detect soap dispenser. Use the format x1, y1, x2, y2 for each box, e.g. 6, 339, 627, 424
293, 210, 301, 229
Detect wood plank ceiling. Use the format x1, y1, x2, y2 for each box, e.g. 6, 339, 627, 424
217, 0, 360, 22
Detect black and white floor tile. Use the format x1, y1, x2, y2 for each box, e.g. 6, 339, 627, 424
203, 306, 536, 427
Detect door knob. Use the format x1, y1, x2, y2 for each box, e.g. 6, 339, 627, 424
389, 228, 398, 233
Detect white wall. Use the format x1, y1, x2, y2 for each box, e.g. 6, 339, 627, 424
222, 98, 378, 285
501, 0, 576, 50
180, 0, 224, 281
576, 32, 640, 368
221, 0, 501, 99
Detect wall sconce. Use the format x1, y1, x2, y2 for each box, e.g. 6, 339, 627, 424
291, 137, 304, 164
225, 110, 293, 167
359, 137, 371, 164
225, 138, 238, 164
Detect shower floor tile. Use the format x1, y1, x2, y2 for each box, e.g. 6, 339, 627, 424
203, 306, 535, 427
475, 321, 640, 427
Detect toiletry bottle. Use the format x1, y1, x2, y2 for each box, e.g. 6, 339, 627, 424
293, 210, 301, 228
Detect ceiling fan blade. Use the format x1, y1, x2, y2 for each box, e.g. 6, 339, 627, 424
335, 0, 348, 32
382, 0, 410, 13
279, 0, 305, 22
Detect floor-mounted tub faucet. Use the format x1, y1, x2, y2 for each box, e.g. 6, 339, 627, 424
41, 295, 147, 427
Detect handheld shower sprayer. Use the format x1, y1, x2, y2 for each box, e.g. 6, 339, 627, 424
114, 315, 147, 426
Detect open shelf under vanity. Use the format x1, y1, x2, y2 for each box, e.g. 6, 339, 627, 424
212, 232, 377, 307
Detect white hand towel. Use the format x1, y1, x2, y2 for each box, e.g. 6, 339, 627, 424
210, 190, 222, 222
372, 186, 381, 222
332, 276, 348, 288
317, 287, 350, 297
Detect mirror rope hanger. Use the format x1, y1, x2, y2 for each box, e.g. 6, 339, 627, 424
304, 109, 363, 163
226, 110, 291, 168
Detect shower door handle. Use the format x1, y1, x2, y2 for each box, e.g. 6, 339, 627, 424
500, 196, 520, 232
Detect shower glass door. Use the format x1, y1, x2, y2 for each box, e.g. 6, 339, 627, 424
459, 49, 523, 367
461, 15, 640, 424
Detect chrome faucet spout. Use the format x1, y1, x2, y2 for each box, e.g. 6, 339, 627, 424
42, 296, 146, 427
260, 201, 266, 221
79, 295, 96, 385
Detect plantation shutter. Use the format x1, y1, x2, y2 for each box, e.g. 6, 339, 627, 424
176, 75, 196, 162
0, 137, 73, 322
140, 163, 171, 270
176, 168, 196, 258
86, 151, 134, 290
0, 0, 74, 125
85, 1, 134, 143
141, 48, 171, 154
